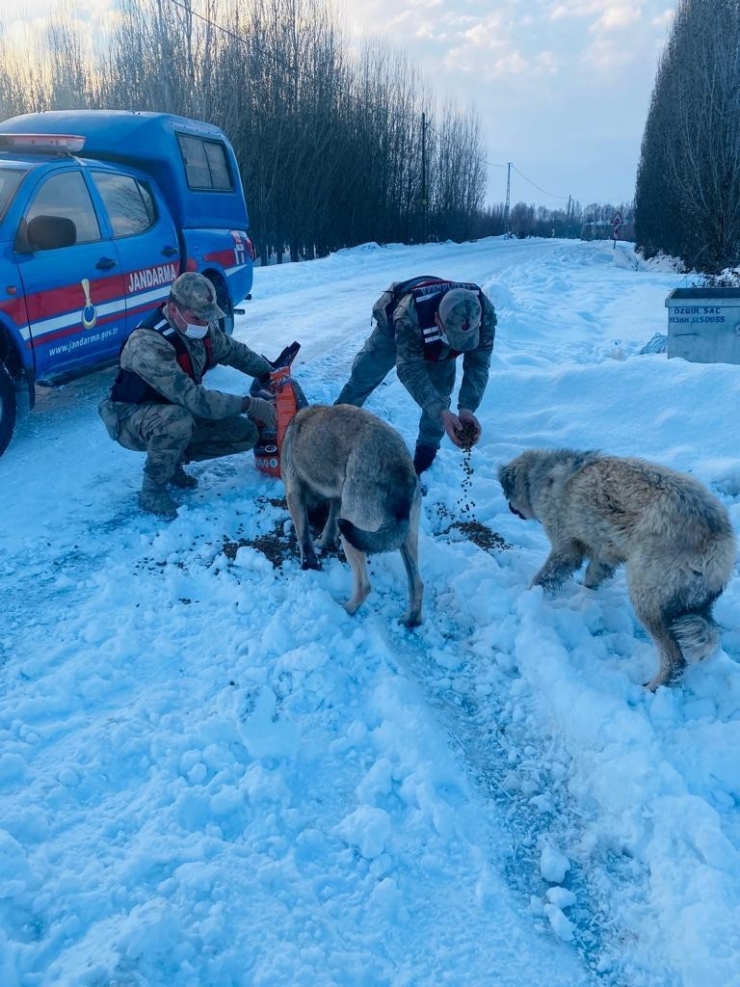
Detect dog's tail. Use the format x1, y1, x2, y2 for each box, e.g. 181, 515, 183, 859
338, 517, 409, 554
670, 609, 722, 664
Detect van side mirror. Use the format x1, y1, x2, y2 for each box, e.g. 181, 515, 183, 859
18, 214, 78, 252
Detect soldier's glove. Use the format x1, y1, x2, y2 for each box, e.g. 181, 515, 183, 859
251, 387, 275, 401
242, 394, 276, 429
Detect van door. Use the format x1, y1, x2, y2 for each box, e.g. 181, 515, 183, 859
15, 169, 127, 380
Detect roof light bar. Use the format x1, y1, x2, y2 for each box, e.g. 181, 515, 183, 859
0, 133, 86, 153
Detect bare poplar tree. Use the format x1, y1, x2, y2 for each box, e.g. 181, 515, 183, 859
428, 101, 486, 241
0, 26, 51, 116
636, 0, 740, 272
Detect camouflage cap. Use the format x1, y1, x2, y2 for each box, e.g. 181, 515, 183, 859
438, 288, 481, 351
170, 272, 225, 322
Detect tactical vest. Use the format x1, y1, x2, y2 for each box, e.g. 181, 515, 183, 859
374, 276, 484, 362
110, 309, 215, 404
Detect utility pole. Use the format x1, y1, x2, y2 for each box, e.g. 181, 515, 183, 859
421, 112, 428, 243
504, 162, 511, 237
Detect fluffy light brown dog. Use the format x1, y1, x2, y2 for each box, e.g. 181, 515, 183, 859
499, 448, 736, 689
281, 404, 424, 626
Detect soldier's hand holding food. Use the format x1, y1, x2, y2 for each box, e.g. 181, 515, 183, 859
241, 394, 277, 429
441, 408, 481, 449
441, 409, 465, 447
456, 408, 482, 448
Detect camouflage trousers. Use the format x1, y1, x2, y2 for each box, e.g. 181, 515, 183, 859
98, 399, 259, 484
334, 325, 456, 450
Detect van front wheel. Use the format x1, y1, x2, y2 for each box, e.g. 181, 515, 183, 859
0, 360, 17, 457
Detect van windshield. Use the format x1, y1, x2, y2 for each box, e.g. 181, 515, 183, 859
0, 166, 27, 223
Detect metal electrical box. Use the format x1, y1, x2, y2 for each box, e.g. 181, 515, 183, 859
665, 287, 740, 364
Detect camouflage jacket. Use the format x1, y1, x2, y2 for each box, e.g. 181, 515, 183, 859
113, 309, 272, 420
392, 289, 496, 420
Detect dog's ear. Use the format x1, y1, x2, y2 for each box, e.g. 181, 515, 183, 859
500, 455, 537, 519
498, 462, 515, 498
563, 449, 600, 476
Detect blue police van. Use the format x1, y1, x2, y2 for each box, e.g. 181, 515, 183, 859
0, 109, 255, 456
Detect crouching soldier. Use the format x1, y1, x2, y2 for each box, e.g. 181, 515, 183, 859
99, 272, 277, 520
335, 276, 496, 475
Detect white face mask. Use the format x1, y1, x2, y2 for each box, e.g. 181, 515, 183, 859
182, 321, 209, 339
169, 302, 210, 339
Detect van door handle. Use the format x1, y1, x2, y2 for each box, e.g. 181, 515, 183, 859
95, 256, 117, 270
161, 245, 178, 257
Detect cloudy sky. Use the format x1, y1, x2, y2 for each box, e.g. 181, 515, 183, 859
8, 0, 676, 210
338, 0, 676, 209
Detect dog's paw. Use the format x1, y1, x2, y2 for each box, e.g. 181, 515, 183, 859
644, 675, 664, 692
399, 613, 423, 628
644, 668, 681, 692
531, 575, 562, 594
583, 561, 615, 589
301, 557, 322, 571
316, 538, 338, 554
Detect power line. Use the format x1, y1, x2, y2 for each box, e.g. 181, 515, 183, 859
166, 0, 257, 55
425, 123, 566, 199
511, 164, 568, 201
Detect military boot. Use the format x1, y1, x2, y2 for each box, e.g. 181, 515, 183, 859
169, 463, 199, 489
138, 474, 178, 520
413, 444, 437, 475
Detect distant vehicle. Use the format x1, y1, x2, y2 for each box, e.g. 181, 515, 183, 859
0, 109, 255, 456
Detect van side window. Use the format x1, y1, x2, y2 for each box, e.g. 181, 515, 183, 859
0, 168, 26, 222
176, 134, 233, 192
26, 172, 101, 244
92, 172, 156, 236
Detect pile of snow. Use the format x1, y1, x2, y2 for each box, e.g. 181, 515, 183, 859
1, 236, 738, 987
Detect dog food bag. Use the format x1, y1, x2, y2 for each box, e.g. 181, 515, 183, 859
254, 365, 305, 478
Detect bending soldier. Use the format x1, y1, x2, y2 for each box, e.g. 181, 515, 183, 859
335, 277, 496, 475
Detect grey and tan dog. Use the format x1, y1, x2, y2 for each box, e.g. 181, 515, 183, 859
498, 448, 736, 689
281, 404, 424, 625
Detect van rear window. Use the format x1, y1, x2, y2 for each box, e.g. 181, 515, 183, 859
176, 134, 233, 192
92, 172, 157, 237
